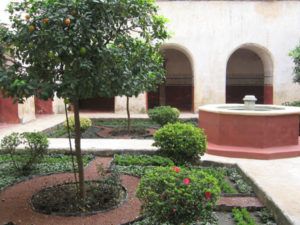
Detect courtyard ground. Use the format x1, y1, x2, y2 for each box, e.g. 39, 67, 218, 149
0, 113, 299, 224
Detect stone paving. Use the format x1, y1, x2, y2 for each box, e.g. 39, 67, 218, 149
0, 113, 300, 225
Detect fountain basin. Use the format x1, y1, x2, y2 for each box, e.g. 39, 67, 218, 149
198, 104, 300, 159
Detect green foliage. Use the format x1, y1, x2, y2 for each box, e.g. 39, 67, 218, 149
228, 168, 253, 194
289, 43, 300, 83
93, 119, 159, 127
200, 167, 237, 194
0, 0, 169, 198
0, 153, 94, 190
282, 101, 300, 107
0, 0, 169, 103
112, 165, 156, 177
0, 132, 48, 174
153, 122, 207, 165
232, 207, 257, 225
113, 154, 174, 166
136, 166, 221, 225
64, 116, 92, 133
258, 208, 276, 225
148, 106, 180, 126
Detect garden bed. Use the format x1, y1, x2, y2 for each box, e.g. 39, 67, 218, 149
0, 153, 277, 225
42, 118, 198, 139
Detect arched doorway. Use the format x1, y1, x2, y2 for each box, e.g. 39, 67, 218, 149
148, 48, 193, 111
226, 45, 273, 104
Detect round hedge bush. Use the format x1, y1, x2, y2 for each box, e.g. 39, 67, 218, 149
136, 166, 221, 224
153, 122, 207, 165
64, 116, 92, 133
147, 106, 180, 126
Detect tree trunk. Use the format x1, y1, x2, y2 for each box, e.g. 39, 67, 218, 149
126, 96, 131, 133
73, 100, 86, 200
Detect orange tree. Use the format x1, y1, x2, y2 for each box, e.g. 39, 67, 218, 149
0, 0, 169, 199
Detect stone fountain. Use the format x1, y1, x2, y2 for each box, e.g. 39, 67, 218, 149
198, 96, 300, 159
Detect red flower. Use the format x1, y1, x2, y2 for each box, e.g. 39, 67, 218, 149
172, 166, 180, 173
184, 178, 190, 184
205, 192, 211, 199
173, 209, 177, 213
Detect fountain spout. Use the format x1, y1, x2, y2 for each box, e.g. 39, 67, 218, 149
243, 95, 257, 110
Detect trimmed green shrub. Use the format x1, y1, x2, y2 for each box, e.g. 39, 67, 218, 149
64, 116, 92, 132
0, 132, 49, 174
153, 122, 207, 165
147, 106, 179, 126
136, 166, 221, 224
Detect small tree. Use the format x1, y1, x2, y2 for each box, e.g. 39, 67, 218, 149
108, 38, 166, 132
290, 42, 300, 83
0, 0, 169, 199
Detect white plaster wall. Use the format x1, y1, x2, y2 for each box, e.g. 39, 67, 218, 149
18, 97, 35, 123
53, 95, 65, 114
157, 1, 300, 109
115, 94, 147, 114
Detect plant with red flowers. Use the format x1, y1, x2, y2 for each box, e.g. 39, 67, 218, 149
136, 167, 221, 224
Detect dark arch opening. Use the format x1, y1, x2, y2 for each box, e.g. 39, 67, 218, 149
226, 48, 272, 104
148, 48, 193, 111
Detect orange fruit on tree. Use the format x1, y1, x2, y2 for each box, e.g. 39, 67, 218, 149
71, 12, 76, 16
65, 18, 71, 24
43, 18, 49, 23
25, 15, 30, 20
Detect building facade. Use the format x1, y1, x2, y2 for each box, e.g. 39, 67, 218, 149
1, 0, 300, 122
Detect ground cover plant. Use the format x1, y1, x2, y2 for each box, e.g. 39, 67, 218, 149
0, 152, 94, 190
43, 118, 198, 139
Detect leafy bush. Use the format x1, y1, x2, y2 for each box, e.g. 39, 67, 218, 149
113, 154, 174, 166
148, 106, 180, 126
64, 116, 92, 132
0, 132, 48, 174
136, 166, 221, 225
153, 122, 207, 165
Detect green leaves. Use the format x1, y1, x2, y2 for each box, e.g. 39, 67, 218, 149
290, 43, 300, 83
136, 166, 221, 224
153, 122, 207, 165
